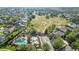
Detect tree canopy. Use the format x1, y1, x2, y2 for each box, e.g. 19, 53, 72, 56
65, 31, 77, 44
54, 37, 64, 49
16, 45, 33, 51
42, 43, 51, 51
71, 39, 79, 50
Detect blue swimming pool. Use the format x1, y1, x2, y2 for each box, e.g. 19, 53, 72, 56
15, 38, 28, 45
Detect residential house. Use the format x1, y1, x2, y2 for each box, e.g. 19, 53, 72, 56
66, 23, 77, 31
52, 31, 65, 37
5, 26, 15, 33
30, 36, 40, 48
0, 35, 5, 42
52, 26, 68, 37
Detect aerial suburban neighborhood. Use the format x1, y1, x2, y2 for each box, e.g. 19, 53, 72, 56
0, 7, 79, 51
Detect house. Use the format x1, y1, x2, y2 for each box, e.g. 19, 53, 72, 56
0, 18, 8, 23
16, 20, 25, 27
0, 19, 3, 22
56, 26, 67, 33
21, 17, 28, 23
52, 24, 76, 37
30, 36, 40, 48
52, 31, 65, 37
0, 27, 4, 30
65, 23, 77, 31
52, 26, 67, 37
8, 26, 15, 33
4, 26, 15, 33
66, 23, 77, 29
0, 35, 5, 42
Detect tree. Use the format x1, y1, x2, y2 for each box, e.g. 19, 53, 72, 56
30, 28, 37, 36
50, 13, 54, 18
54, 37, 64, 49
10, 15, 20, 23
5, 45, 16, 51
26, 19, 31, 27
65, 30, 71, 37
61, 14, 65, 18
46, 15, 49, 19
42, 43, 51, 51
16, 45, 25, 51
28, 35, 32, 44
47, 25, 55, 34
25, 44, 33, 51
31, 15, 35, 19
16, 45, 33, 51
65, 32, 77, 44
38, 12, 42, 16
71, 39, 79, 50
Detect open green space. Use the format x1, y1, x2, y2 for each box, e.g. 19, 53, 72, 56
29, 15, 70, 33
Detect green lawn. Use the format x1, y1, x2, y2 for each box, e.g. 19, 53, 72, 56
0, 49, 11, 51
29, 15, 70, 33
0, 30, 4, 35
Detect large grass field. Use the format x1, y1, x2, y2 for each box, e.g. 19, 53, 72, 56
29, 15, 70, 33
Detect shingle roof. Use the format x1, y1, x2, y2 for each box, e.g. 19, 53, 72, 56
0, 35, 5, 41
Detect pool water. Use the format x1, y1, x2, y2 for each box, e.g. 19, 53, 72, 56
15, 38, 28, 45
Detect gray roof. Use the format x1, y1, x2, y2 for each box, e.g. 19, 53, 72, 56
0, 35, 5, 41
0, 19, 3, 22
67, 23, 77, 28
57, 26, 67, 33
53, 31, 65, 37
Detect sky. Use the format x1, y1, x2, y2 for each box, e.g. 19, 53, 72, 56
0, 0, 79, 7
